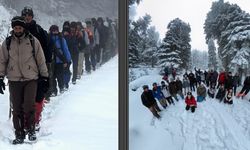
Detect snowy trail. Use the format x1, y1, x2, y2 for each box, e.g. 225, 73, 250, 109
129, 75, 250, 150
0, 56, 118, 150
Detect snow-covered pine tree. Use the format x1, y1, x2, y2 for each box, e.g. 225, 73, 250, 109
158, 18, 191, 70
204, 0, 250, 72
142, 26, 160, 67
207, 38, 218, 70
128, 20, 140, 67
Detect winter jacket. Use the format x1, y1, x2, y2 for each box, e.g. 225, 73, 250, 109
218, 72, 226, 84
210, 71, 218, 84
85, 27, 95, 47
185, 96, 197, 106
197, 85, 207, 97
97, 24, 109, 48
169, 81, 177, 95
141, 90, 156, 108
188, 73, 196, 83
76, 30, 90, 53
183, 78, 189, 88
176, 80, 183, 91
67, 34, 79, 56
0, 32, 48, 81
93, 26, 100, 46
225, 76, 234, 90
49, 34, 72, 64
26, 20, 51, 63
152, 86, 165, 100
200, 72, 205, 81
161, 85, 171, 98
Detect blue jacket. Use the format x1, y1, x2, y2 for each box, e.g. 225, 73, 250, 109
50, 34, 72, 64
152, 86, 165, 100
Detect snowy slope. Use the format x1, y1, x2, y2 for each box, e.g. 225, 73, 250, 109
0, 56, 118, 150
129, 73, 250, 150
1, 0, 118, 31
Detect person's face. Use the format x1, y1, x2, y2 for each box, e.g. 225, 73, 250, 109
144, 88, 149, 92
52, 30, 59, 35
23, 14, 33, 23
87, 24, 91, 28
13, 26, 24, 37
70, 27, 76, 35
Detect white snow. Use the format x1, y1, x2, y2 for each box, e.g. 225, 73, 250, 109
0, 56, 118, 150
129, 72, 250, 150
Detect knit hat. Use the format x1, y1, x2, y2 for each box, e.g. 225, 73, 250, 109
49, 25, 59, 32
21, 6, 33, 17
142, 85, 149, 90
11, 16, 26, 29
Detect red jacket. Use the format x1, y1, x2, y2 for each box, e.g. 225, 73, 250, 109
218, 72, 226, 83
185, 96, 197, 106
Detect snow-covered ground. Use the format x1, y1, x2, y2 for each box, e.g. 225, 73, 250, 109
0, 56, 118, 150
129, 73, 250, 150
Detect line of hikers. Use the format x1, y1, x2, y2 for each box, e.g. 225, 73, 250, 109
0, 6, 118, 144
141, 68, 250, 119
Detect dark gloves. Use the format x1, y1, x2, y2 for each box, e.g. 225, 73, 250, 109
0, 77, 5, 94
38, 76, 49, 93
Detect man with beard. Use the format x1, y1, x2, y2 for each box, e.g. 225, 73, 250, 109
0, 16, 48, 144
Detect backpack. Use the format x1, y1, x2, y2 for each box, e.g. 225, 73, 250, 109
85, 28, 94, 44
48, 33, 67, 63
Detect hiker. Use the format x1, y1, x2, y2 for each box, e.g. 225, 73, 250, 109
224, 88, 233, 104
152, 82, 168, 109
48, 25, 72, 96
216, 84, 226, 102
160, 81, 174, 105
207, 83, 216, 98
141, 85, 161, 119
21, 6, 51, 131
185, 92, 197, 113
0, 16, 48, 144
196, 82, 207, 102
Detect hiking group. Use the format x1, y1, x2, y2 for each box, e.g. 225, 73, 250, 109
0, 6, 118, 144
141, 66, 250, 119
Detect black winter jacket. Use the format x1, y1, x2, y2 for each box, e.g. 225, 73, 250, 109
141, 90, 156, 108
26, 20, 51, 63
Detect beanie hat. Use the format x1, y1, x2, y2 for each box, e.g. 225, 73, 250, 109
21, 6, 33, 17
11, 16, 26, 29
142, 85, 149, 90
49, 25, 59, 32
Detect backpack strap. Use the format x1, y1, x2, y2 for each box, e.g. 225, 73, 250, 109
5, 33, 39, 75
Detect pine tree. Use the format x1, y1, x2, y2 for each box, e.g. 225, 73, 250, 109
128, 20, 140, 67
142, 26, 160, 67
207, 38, 218, 70
158, 18, 191, 69
204, 0, 250, 71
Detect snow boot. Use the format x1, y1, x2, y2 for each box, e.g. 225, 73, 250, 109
28, 131, 37, 141
12, 137, 24, 145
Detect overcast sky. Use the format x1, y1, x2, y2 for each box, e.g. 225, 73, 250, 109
133, 0, 250, 51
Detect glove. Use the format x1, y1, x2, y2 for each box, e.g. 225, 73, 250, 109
38, 76, 49, 93
0, 77, 5, 94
